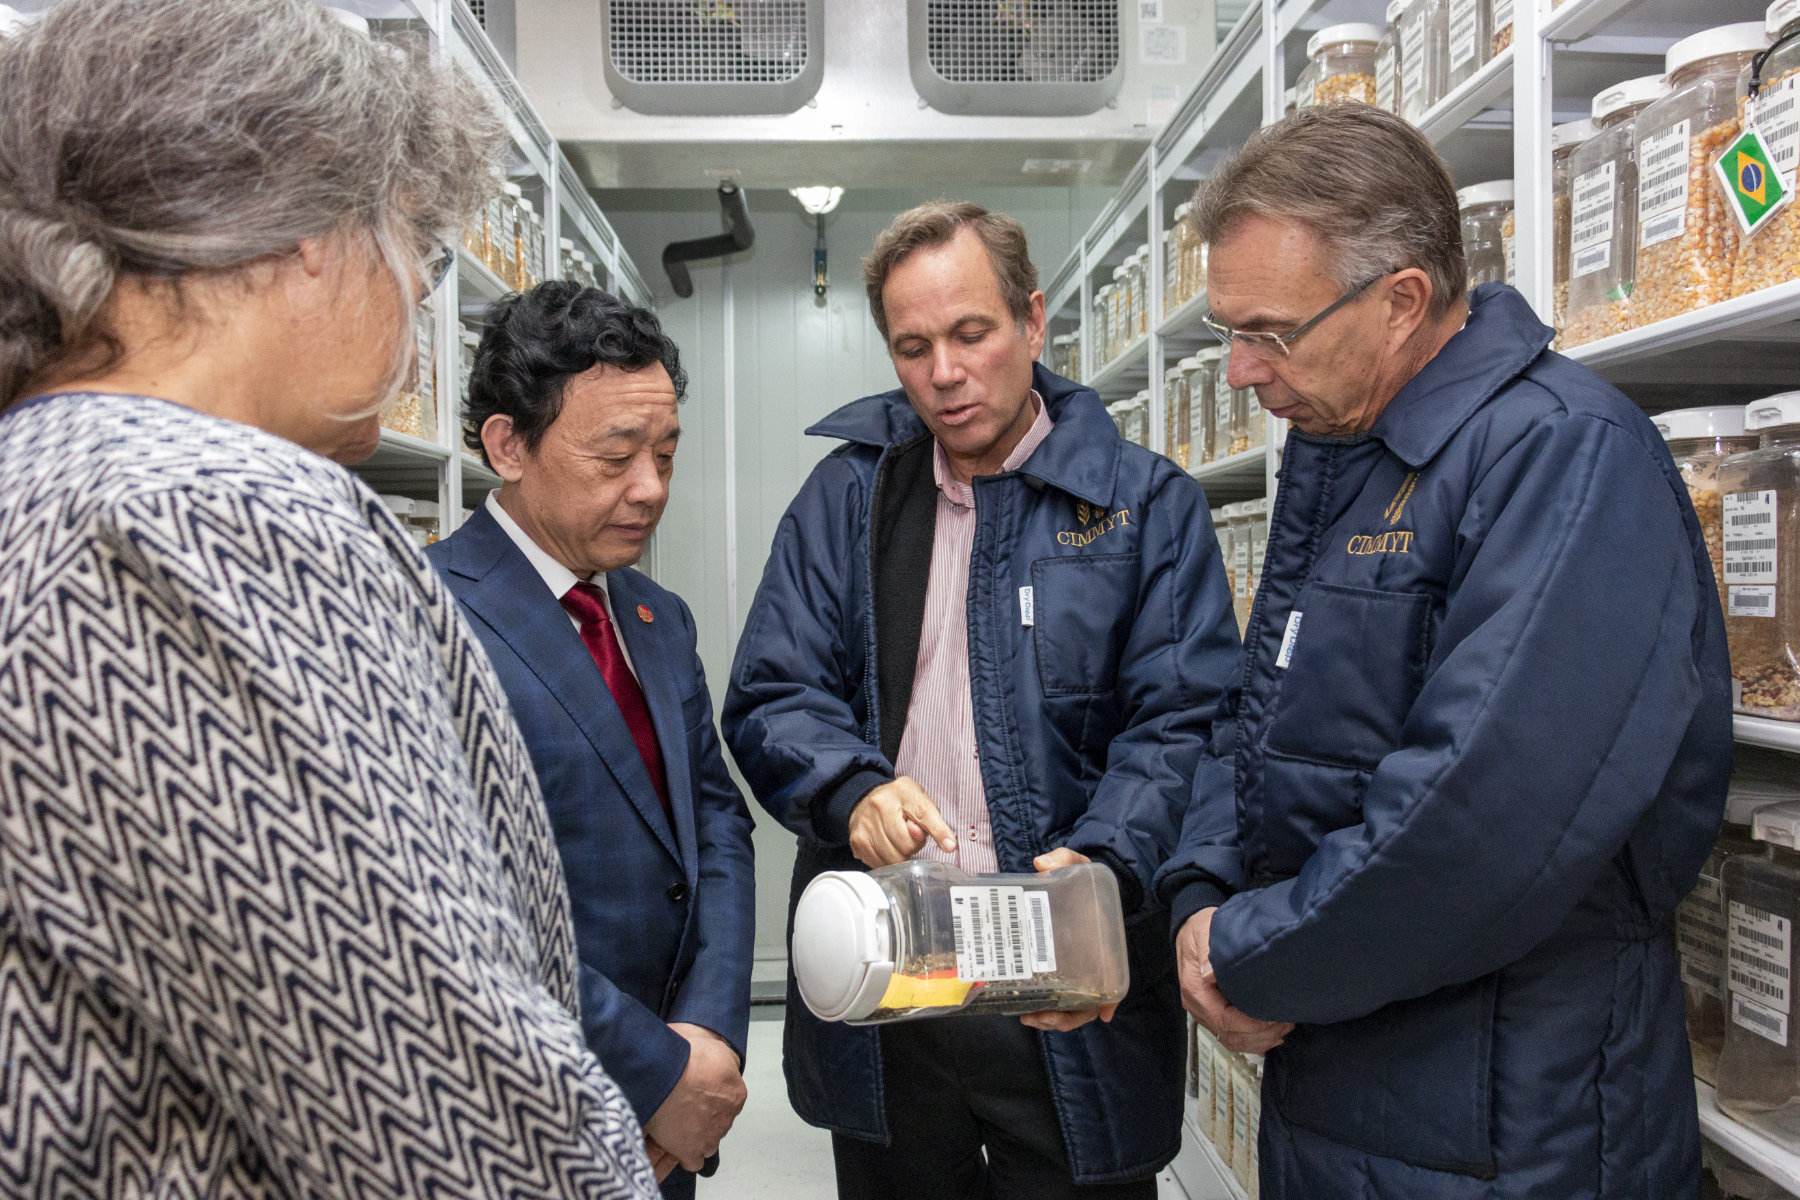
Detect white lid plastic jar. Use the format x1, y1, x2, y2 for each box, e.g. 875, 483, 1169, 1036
1165, 365, 1191, 468
1550, 117, 1599, 332
1307, 23, 1384, 107
1165, 204, 1189, 310
1131, 244, 1152, 339
1125, 389, 1151, 449
1717, 391, 1800, 720
1376, 0, 1405, 113
1564, 74, 1674, 346
1490, 0, 1513, 56
1732, 0, 1800, 298
1110, 265, 1131, 358
1440, 0, 1490, 96
1185, 350, 1219, 465
1631, 23, 1771, 329
1717, 800, 1800, 1124
1457, 180, 1514, 288
1227, 504, 1253, 633
1213, 506, 1236, 599
791, 861, 1130, 1024
1396, 0, 1447, 122
1093, 284, 1115, 366
1657, 405, 1758, 619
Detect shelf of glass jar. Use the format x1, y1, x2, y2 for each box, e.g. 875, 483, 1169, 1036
1086, 335, 1154, 398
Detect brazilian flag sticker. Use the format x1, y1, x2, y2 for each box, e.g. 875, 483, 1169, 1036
1714, 125, 1791, 238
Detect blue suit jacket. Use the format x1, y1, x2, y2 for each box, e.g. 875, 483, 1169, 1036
427, 507, 755, 1122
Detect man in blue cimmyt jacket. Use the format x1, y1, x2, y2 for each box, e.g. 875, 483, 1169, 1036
724, 202, 1241, 1198
1155, 105, 1732, 1199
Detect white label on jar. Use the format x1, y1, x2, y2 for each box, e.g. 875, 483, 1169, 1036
1400, 17, 1425, 109
1638, 119, 1692, 249
1213, 1061, 1234, 1161
949, 885, 1050, 982
1751, 74, 1800, 191
1503, 234, 1516, 285
1217, 390, 1235, 435
1734, 992, 1790, 1045
1232, 1075, 1251, 1169
1724, 490, 1778, 584
1190, 393, 1209, 445
1570, 162, 1616, 279
1375, 47, 1397, 112
1492, 0, 1513, 30
1731, 585, 1778, 617
1678, 875, 1727, 999
1024, 891, 1057, 973
1448, 0, 1479, 71
1729, 900, 1792, 1014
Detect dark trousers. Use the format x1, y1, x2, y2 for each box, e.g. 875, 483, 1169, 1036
830, 1014, 1157, 1200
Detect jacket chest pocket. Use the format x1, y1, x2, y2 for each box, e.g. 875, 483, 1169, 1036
1264, 582, 1430, 769
1029, 554, 1140, 697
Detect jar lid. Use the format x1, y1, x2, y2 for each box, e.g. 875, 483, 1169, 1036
1242, 497, 1269, 515
1753, 801, 1800, 846
1591, 74, 1672, 121
559, 238, 576, 251
1551, 117, 1598, 151
1665, 22, 1769, 75
325, 7, 371, 35
1307, 23, 1385, 57
1221, 502, 1246, 517
1768, 0, 1800, 39
1283, 85, 1297, 106
1174, 201, 1192, 218
1456, 180, 1515, 208
1112, 265, 1129, 280
791, 871, 895, 1023
1729, 779, 1800, 825
1134, 243, 1150, 257
1166, 366, 1186, 380
379, 494, 415, 517
502, 181, 524, 198
461, 331, 482, 347
1653, 405, 1748, 440
1096, 283, 1114, 295
1745, 390, 1800, 430
1386, 0, 1406, 23
1177, 356, 1204, 370
1054, 332, 1077, 344
412, 499, 440, 518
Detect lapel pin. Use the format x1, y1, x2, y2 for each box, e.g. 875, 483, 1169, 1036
637, 605, 654, 624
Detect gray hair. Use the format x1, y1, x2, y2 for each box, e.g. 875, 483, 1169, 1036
0, 0, 507, 407
1189, 106, 1466, 317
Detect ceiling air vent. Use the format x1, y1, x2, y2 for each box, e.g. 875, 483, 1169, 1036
602, 0, 824, 116
910, 0, 1122, 117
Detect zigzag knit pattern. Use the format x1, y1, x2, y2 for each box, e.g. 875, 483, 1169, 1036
0, 394, 658, 1200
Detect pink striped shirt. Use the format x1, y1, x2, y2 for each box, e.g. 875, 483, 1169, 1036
896, 393, 1053, 876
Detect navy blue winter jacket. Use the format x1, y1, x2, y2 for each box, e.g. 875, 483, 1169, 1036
723, 364, 1240, 1183
1156, 285, 1733, 1198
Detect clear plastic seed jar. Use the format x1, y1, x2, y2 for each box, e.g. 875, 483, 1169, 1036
1656, 405, 1757, 619
1106, 399, 1128, 438
1396, 0, 1446, 121
1294, 59, 1320, 110
1165, 204, 1188, 311
1165, 365, 1191, 468
1731, 0, 1800, 298
1093, 285, 1114, 367
1442, 0, 1490, 96
1228, 504, 1253, 633
1132, 244, 1152, 339
1565, 75, 1673, 346
459, 329, 481, 402
1213, 508, 1234, 605
1187, 351, 1219, 466
1215, 370, 1240, 462
1718, 392, 1800, 719
1111, 264, 1132, 357
1307, 23, 1384, 107
789, 861, 1131, 1024
1376, 0, 1404, 113
1631, 24, 1769, 329
517, 197, 541, 289
1682, 764, 1793, 1085
1052, 332, 1078, 381
1126, 389, 1151, 449
1232, 1053, 1261, 1193
1193, 1023, 1219, 1137
1717, 801, 1800, 1138
1284, 85, 1299, 117
1490, 0, 1513, 55
1458, 180, 1514, 288
1551, 117, 1599, 335
1244, 497, 1269, 608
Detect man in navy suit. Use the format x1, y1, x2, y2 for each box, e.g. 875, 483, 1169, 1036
427, 283, 755, 1199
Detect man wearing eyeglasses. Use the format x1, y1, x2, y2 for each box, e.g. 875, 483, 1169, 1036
1154, 106, 1730, 1198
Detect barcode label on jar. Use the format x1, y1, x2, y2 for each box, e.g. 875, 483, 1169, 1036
1731, 585, 1777, 617
1375, 47, 1397, 112
1728, 900, 1792, 1014
1638, 120, 1691, 248
1448, 0, 1479, 69
1678, 875, 1727, 999
1735, 993, 1790, 1046
1724, 490, 1779, 584
1751, 74, 1800, 190
1570, 162, 1615, 279
1400, 17, 1425, 108
950, 886, 1050, 982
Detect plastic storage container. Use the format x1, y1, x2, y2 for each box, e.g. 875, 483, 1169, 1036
1126, 389, 1151, 449
1717, 801, 1800, 1138
459, 328, 481, 402
1132, 245, 1152, 340
1682, 766, 1796, 1083
1165, 365, 1191, 468
1093, 285, 1114, 369
790, 861, 1131, 1024
1490, 0, 1513, 54
1052, 333, 1079, 381
1551, 117, 1600, 334
1441, 0, 1490, 97
1307, 23, 1384, 107
1719, 392, 1800, 719
1228, 504, 1253, 633
1656, 405, 1757, 619
1396, 0, 1446, 122
1376, 1, 1404, 113
1215, 372, 1241, 462
1215, 506, 1237, 608
1565, 74, 1673, 346
1245, 498, 1270, 617
1165, 203, 1189, 312
1628, 23, 1769, 329
1733, 0, 1800, 297
1187, 351, 1219, 465
1229, 376, 1258, 455
1458, 180, 1514, 288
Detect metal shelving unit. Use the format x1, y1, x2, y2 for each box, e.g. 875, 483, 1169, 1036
1053, 0, 1800, 1193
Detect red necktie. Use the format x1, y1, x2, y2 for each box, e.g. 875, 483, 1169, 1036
560, 581, 670, 814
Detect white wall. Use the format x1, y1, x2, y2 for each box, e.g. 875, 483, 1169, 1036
605, 186, 1111, 956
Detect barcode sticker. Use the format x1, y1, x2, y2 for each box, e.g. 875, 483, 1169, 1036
1678, 874, 1727, 999
1752, 74, 1800, 190
1735, 993, 1789, 1045
1569, 162, 1615, 279
1025, 892, 1057, 973
1638, 120, 1691, 248
1447, 0, 1479, 69
1731, 585, 1777, 617
1724, 491, 1779, 584
950, 886, 1050, 982
1728, 901, 1792, 1017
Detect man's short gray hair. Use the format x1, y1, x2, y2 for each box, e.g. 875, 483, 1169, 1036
1189, 106, 1466, 316
0, 0, 506, 406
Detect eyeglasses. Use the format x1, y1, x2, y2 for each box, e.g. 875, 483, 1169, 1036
1201, 273, 1386, 360
419, 241, 454, 302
